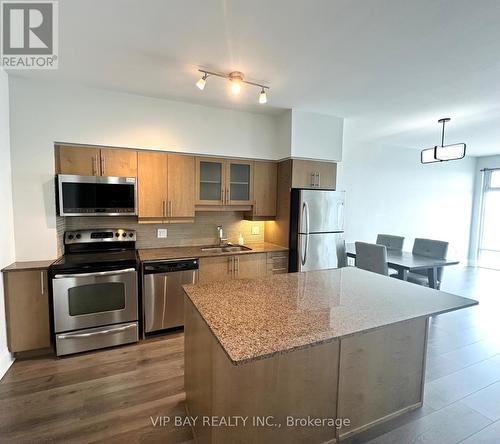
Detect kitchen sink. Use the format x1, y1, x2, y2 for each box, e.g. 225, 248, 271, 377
200, 245, 252, 253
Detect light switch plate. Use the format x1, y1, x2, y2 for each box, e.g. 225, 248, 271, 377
251, 225, 260, 235
157, 228, 168, 238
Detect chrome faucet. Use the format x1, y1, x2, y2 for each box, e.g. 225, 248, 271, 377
217, 225, 228, 246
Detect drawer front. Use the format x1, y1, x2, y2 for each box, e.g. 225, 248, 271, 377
55, 322, 138, 356
267, 252, 289, 275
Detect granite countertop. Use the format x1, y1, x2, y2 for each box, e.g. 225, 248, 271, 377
2, 259, 56, 272
138, 242, 288, 262
183, 267, 477, 366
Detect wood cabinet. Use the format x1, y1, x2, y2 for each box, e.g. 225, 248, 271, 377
168, 154, 195, 219
198, 253, 267, 284
196, 157, 253, 207
99, 148, 137, 177
138, 151, 195, 223
245, 161, 277, 220
291, 159, 337, 189
55, 145, 137, 177
3, 269, 51, 353
138, 151, 168, 219
55, 145, 100, 176
266, 251, 289, 275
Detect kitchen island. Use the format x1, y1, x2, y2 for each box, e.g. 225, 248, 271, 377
183, 267, 477, 443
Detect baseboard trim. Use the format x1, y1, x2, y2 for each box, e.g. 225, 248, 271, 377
0, 350, 14, 381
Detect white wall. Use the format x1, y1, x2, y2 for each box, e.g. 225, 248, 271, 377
0, 69, 15, 378
468, 154, 500, 264
290, 110, 343, 161
9, 77, 284, 260
337, 119, 477, 262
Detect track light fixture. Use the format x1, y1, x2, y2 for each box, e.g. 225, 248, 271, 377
195, 69, 270, 104
421, 118, 466, 164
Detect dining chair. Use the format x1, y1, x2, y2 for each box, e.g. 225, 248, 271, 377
407, 238, 449, 287
376, 234, 405, 251
355, 242, 388, 276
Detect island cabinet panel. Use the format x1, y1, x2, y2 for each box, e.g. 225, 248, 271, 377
167, 154, 195, 219
99, 147, 137, 177
138, 151, 168, 220
291, 159, 337, 189
337, 317, 427, 440
184, 299, 340, 444
55, 145, 101, 176
198, 256, 233, 283
3, 270, 51, 353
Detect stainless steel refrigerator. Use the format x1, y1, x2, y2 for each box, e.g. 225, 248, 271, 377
289, 189, 346, 272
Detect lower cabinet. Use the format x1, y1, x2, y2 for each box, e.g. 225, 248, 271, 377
266, 251, 289, 275
3, 270, 51, 353
198, 253, 268, 284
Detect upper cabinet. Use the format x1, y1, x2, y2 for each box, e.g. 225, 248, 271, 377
55, 145, 100, 176
138, 151, 195, 223
226, 159, 253, 205
245, 160, 277, 220
291, 159, 337, 189
55, 145, 137, 177
195, 157, 253, 207
99, 148, 137, 177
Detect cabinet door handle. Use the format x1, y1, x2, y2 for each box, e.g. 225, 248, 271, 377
316, 172, 320, 187
228, 257, 233, 276
92, 157, 97, 176
226, 188, 229, 204
169, 201, 173, 217
311, 173, 315, 187
40, 272, 44, 295
235, 256, 240, 276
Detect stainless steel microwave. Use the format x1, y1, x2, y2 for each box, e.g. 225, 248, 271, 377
57, 175, 137, 216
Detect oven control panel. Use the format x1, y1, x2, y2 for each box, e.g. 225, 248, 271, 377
64, 229, 137, 244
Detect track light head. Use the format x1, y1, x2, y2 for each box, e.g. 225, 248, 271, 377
229, 71, 244, 95
196, 72, 208, 90
259, 88, 267, 104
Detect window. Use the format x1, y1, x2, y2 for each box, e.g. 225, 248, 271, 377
478, 170, 500, 269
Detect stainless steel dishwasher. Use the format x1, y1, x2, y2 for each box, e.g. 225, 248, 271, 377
143, 258, 198, 332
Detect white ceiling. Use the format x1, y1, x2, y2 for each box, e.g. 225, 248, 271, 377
10, 0, 500, 156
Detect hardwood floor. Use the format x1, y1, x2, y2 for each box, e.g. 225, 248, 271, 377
0, 333, 192, 443
1, 266, 499, 443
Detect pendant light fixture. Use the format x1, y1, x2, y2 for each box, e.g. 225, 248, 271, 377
195, 69, 270, 104
421, 118, 466, 164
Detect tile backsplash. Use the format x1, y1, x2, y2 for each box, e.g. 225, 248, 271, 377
58, 212, 265, 252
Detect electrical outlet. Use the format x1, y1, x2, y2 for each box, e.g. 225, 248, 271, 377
251, 225, 260, 235
157, 228, 168, 238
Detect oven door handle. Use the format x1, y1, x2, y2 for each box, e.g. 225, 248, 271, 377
54, 268, 136, 279
58, 323, 136, 339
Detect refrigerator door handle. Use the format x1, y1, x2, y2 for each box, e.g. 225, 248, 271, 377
301, 201, 310, 266
337, 201, 344, 230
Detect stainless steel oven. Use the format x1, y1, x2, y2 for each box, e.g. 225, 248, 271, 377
57, 174, 137, 216
52, 268, 138, 332
50, 229, 139, 356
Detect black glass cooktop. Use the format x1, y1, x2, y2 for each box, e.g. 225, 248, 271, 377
50, 249, 138, 273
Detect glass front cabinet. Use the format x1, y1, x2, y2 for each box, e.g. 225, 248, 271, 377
196, 157, 253, 206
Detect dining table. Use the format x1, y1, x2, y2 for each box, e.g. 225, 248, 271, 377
345, 243, 459, 289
